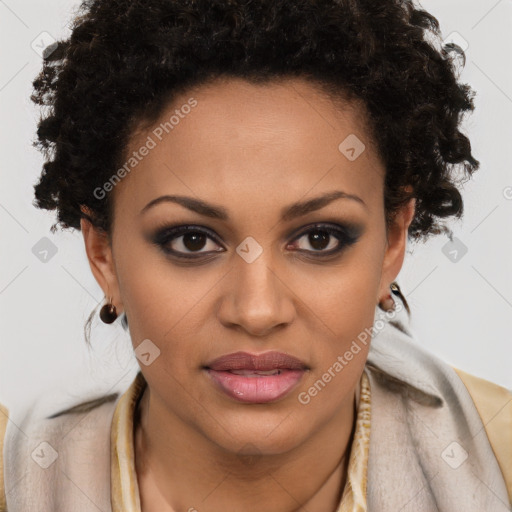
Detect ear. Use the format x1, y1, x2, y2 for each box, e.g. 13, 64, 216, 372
80, 208, 123, 314
377, 189, 416, 303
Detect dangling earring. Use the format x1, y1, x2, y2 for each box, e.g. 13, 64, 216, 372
100, 296, 118, 324
389, 281, 410, 315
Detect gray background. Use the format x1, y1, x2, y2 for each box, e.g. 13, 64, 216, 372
1, 0, 511, 415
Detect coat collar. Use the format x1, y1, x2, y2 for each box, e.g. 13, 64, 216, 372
367, 295, 444, 406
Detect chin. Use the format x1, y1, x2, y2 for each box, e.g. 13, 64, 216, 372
204, 410, 311, 458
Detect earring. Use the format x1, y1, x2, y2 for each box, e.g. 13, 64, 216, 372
389, 281, 410, 315
100, 296, 118, 324
378, 282, 399, 312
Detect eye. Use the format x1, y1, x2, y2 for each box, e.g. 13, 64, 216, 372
287, 223, 359, 256
152, 225, 224, 259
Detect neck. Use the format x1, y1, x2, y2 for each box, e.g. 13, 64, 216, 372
134, 385, 357, 512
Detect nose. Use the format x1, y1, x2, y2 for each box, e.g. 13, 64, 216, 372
217, 253, 295, 337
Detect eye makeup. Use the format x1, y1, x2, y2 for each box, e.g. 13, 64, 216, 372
147, 219, 364, 263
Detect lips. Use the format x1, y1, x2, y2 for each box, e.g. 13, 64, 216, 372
206, 351, 308, 371
204, 351, 308, 404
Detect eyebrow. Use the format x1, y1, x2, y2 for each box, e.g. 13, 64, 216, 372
139, 190, 367, 221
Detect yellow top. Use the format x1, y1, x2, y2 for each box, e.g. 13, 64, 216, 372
110, 370, 372, 512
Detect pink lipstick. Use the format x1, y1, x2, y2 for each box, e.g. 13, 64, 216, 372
204, 351, 308, 403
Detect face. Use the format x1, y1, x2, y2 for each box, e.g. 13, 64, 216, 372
82, 76, 414, 457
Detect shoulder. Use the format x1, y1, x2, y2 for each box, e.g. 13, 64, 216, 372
2, 390, 120, 511
369, 295, 512, 505
451, 366, 512, 453
0, 403, 8, 512
371, 297, 512, 423
452, 366, 512, 501
452, 366, 512, 408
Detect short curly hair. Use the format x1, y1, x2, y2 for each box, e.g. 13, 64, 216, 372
32, 0, 479, 244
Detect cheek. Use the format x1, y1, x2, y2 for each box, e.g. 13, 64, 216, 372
300, 238, 383, 335
295, 267, 377, 416
114, 240, 218, 369
114, 229, 177, 319
293, 235, 383, 384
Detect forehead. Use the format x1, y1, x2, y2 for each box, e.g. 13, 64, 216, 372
113, 77, 385, 220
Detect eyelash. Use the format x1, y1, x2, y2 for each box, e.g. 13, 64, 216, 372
151, 222, 361, 261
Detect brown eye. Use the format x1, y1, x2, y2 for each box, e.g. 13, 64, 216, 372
164, 231, 222, 254
296, 229, 337, 251
152, 225, 224, 258
288, 223, 361, 256
180, 232, 208, 252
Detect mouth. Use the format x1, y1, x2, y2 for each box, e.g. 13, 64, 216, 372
203, 351, 308, 404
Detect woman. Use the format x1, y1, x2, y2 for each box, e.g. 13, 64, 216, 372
2, 0, 511, 510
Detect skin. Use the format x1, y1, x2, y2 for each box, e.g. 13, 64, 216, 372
81, 76, 415, 512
